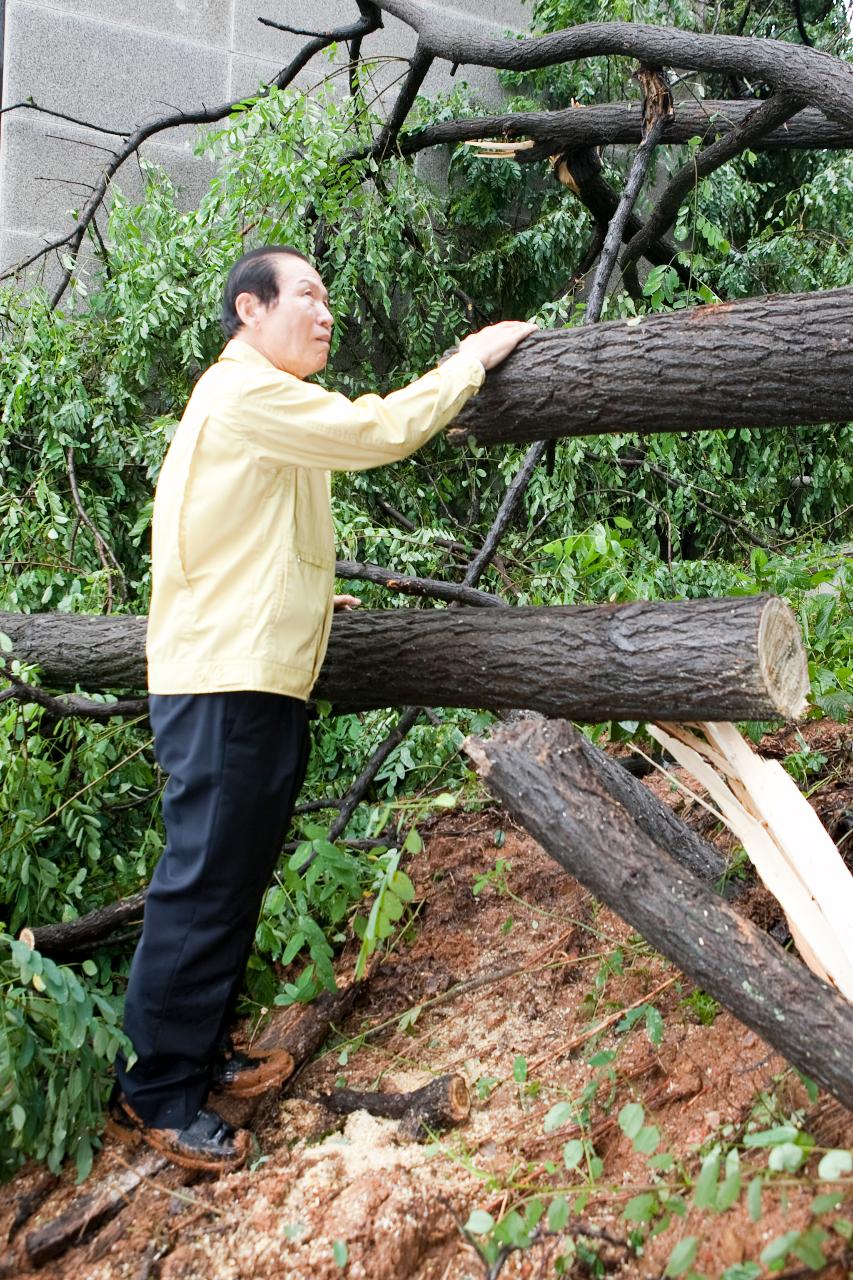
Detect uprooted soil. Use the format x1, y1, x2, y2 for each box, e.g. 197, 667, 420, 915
1, 723, 851, 1280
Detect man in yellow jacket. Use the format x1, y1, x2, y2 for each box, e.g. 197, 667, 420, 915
109, 245, 535, 1170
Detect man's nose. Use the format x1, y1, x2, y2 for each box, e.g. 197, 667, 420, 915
319, 305, 333, 329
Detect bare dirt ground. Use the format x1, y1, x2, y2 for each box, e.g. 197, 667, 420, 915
1, 723, 851, 1280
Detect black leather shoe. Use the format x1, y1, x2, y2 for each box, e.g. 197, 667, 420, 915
107, 1093, 251, 1172
210, 1043, 295, 1099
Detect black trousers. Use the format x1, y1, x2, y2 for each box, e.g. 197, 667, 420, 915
116, 691, 309, 1128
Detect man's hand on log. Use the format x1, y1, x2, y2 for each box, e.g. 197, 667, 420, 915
458, 320, 538, 371
333, 594, 362, 612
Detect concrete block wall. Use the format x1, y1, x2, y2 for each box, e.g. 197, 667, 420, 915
0, 0, 530, 290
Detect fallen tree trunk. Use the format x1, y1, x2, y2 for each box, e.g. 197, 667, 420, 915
447, 286, 853, 446
316, 1073, 470, 1139
0, 594, 809, 722
466, 718, 853, 1110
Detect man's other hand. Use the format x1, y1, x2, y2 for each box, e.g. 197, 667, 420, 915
458, 320, 538, 371
333, 594, 362, 612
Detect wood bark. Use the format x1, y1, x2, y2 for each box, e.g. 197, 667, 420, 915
19, 890, 146, 960
447, 286, 853, 447
316, 1073, 470, 1139
24, 1152, 168, 1268
399, 101, 853, 159
467, 718, 853, 1110
0, 594, 808, 723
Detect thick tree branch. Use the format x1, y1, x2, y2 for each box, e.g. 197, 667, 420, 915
622, 91, 802, 274
396, 101, 853, 159
0, 671, 147, 721
553, 147, 691, 286
372, 3, 853, 129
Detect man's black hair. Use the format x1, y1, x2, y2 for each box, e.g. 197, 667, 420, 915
221, 245, 313, 339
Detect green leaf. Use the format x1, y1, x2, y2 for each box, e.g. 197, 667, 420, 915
693, 1150, 721, 1209
760, 1230, 800, 1268
548, 1196, 569, 1232
402, 827, 422, 855
11, 1104, 26, 1131
768, 1142, 806, 1173
618, 1101, 644, 1140
817, 1149, 853, 1180
633, 1125, 660, 1155
465, 1209, 495, 1235
563, 1139, 584, 1170
513, 1055, 528, 1083
792, 1227, 828, 1270
664, 1236, 698, 1277
622, 1192, 658, 1223
743, 1124, 799, 1148
645, 1005, 664, 1046
811, 1192, 843, 1214
746, 1177, 763, 1223
721, 1264, 761, 1280
332, 1239, 348, 1267
543, 1102, 574, 1133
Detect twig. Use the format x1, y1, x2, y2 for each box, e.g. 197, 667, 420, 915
66, 447, 125, 610
1, 671, 148, 721
336, 558, 503, 607
1, 9, 381, 305
528, 974, 678, 1071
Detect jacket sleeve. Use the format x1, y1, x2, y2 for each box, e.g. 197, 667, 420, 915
231, 352, 485, 471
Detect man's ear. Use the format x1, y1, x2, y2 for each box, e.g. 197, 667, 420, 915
234, 291, 261, 329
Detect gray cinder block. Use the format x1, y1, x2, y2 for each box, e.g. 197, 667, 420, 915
4, 2, 230, 130
10, 0, 233, 46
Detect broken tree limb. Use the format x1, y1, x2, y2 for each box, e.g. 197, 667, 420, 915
0, 595, 809, 723
335, 559, 502, 607
397, 101, 853, 160
316, 1073, 470, 1139
466, 717, 853, 1110
19, 890, 147, 960
24, 1151, 168, 1268
447, 286, 853, 447
648, 721, 853, 997
585, 68, 673, 319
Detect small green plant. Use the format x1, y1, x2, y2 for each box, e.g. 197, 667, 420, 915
0, 935, 133, 1181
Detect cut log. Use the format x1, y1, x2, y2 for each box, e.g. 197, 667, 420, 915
446, 286, 853, 446
316, 1073, 470, 1139
466, 718, 853, 1110
0, 594, 809, 722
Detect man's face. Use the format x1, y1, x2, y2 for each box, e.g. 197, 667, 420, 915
235, 256, 333, 378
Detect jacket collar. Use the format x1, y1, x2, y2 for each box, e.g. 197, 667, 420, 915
219, 338, 278, 370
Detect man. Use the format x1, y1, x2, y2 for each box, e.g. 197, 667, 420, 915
109, 245, 536, 1171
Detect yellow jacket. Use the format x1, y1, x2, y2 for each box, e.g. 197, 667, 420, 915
146, 339, 485, 698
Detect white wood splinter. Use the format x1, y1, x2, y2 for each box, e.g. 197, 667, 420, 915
648, 720, 853, 1001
